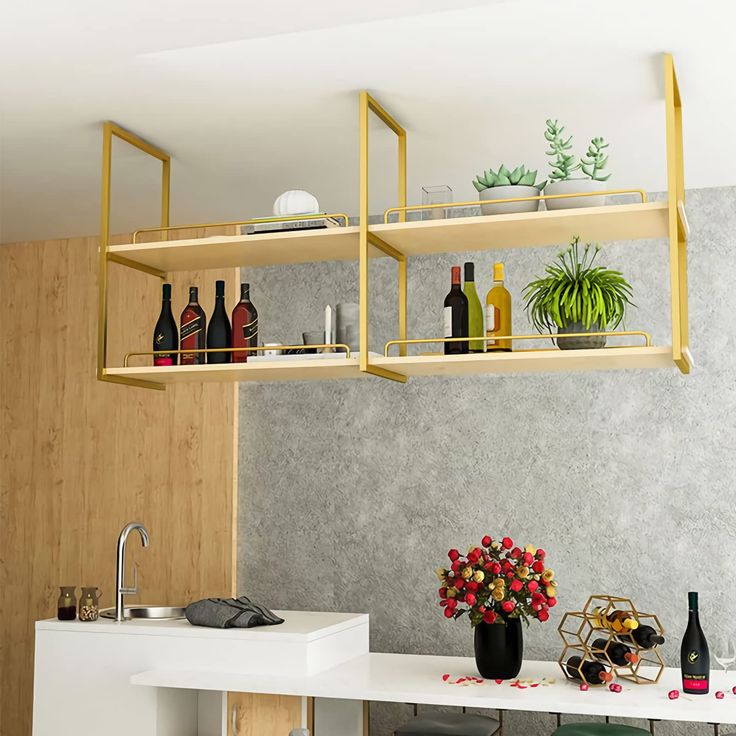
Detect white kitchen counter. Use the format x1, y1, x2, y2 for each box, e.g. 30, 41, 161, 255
131, 652, 736, 726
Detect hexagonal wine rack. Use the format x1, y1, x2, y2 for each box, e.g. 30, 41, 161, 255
557, 594, 666, 686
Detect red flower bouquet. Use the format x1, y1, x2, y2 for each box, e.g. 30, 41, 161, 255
436, 535, 557, 626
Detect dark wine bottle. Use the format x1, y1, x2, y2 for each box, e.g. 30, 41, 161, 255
622, 625, 665, 650
681, 591, 709, 694
180, 286, 207, 365
443, 266, 468, 355
591, 638, 639, 666
565, 656, 613, 685
207, 280, 232, 364
153, 283, 178, 366
231, 283, 258, 364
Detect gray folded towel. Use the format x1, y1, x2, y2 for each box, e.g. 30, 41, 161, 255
185, 595, 284, 629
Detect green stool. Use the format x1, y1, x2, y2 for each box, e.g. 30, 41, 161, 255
553, 726, 649, 736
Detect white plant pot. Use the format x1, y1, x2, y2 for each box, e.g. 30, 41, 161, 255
479, 185, 541, 216
544, 179, 607, 210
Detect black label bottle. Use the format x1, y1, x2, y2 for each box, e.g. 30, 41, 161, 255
565, 656, 613, 685
153, 283, 178, 366
207, 280, 232, 364
231, 283, 258, 363
180, 286, 207, 365
443, 265, 468, 354
681, 591, 709, 694
591, 638, 639, 666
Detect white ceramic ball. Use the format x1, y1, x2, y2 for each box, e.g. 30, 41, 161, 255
273, 190, 320, 216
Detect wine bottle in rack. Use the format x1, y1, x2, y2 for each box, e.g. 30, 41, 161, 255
152, 283, 178, 366
207, 280, 232, 364
231, 283, 258, 364
626, 625, 665, 649
591, 638, 639, 666
463, 262, 485, 353
485, 262, 511, 352
681, 591, 709, 694
565, 656, 613, 685
443, 266, 468, 355
180, 286, 207, 365
593, 607, 639, 633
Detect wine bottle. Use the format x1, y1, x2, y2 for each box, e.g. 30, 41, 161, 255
443, 266, 468, 355
591, 638, 639, 666
681, 591, 710, 694
485, 262, 511, 352
565, 656, 613, 685
207, 280, 232, 364
463, 262, 485, 353
152, 283, 178, 366
625, 625, 665, 649
180, 286, 207, 365
593, 607, 639, 633
231, 283, 258, 363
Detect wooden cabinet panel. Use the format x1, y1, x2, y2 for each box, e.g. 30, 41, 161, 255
227, 693, 303, 736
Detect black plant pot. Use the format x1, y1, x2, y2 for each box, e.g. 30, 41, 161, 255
473, 618, 523, 679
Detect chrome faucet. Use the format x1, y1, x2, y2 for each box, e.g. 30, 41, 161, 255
114, 522, 150, 622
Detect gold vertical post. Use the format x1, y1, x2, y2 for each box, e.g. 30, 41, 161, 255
359, 92, 370, 374
664, 54, 690, 374
398, 255, 408, 356
97, 121, 171, 390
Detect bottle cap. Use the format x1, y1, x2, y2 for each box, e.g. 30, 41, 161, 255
493, 262, 505, 282
688, 591, 699, 610
215, 280, 225, 297
623, 618, 639, 630
189, 286, 198, 299
464, 262, 475, 282
451, 266, 461, 284
162, 283, 172, 299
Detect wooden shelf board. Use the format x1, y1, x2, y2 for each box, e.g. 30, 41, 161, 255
372, 346, 674, 376
105, 357, 367, 384
371, 202, 668, 256
108, 227, 361, 271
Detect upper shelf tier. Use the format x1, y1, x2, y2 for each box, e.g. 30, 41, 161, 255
372, 202, 668, 256
108, 202, 669, 272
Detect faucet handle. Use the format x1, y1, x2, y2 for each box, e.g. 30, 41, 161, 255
120, 564, 139, 595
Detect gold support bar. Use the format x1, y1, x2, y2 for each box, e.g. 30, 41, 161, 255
124, 344, 352, 367
664, 53, 689, 374
384, 331, 652, 357
383, 189, 649, 223
107, 253, 167, 280
359, 91, 408, 382
98, 121, 171, 390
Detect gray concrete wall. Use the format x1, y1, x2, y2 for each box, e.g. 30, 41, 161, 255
238, 187, 735, 735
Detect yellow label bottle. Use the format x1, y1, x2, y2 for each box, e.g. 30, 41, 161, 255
485, 262, 512, 352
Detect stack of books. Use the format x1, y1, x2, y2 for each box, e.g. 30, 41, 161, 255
242, 215, 342, 235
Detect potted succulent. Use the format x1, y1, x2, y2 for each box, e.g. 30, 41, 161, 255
543, 119, 611, 210
472, 165, 546, 216
436, 534, 557, 679
522, 236, 634, 350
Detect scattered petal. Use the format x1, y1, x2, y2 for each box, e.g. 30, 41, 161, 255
579, 683, 589, 692
442, 674, 450, 682
716, 691, 725, 700
668, 690, 680, 700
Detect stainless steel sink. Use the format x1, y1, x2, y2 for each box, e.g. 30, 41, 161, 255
100, 605, 186, 620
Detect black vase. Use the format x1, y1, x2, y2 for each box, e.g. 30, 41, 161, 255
473, 618, 523, 679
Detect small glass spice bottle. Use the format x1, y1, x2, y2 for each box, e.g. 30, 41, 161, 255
78, 587, 102, 622
57, 587, 77, 621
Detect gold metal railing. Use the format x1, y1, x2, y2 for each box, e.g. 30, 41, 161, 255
383, 331, 652, 357
123, 344, 352, 367
383, 189, 649, 223
131, 213, 351, 243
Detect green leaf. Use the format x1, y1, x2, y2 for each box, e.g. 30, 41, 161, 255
473, 179, 486, 192
498, 164, 510, 178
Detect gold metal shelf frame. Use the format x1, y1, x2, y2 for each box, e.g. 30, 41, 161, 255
98, 54, 688, 389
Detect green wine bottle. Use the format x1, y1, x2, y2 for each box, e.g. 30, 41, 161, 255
463, 262, 485, 353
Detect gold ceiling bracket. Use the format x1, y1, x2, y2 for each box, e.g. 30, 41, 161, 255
664, 54, 689, 375
359, 91, 408, 383
98, 121, 171, 390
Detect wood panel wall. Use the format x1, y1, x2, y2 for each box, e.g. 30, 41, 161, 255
0, 233, 239, 735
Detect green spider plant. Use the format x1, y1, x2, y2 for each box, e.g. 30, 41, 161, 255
523, 237, 634, 333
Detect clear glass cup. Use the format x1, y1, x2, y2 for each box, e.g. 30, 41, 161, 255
57, 586, 77, 621
78, 587, 102, 622
422, 185, 453, 220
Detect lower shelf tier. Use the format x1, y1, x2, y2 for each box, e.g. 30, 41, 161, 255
105, 346, 677, 384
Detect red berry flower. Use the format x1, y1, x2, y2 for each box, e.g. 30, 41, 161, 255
522, 552, 534, 565
502, 537, 513, 549
482, 535, 492, 547
444, 607, 455, 618
501, 600, 515, 614
465, 593, 477, 606
483, 610, 497, 624
532, 560, 545, 574
510, 547, 522, 559
537, 608, 550, 622
448, 549, 460, 561
527, 580, 539, 592
510, 579, 523, 593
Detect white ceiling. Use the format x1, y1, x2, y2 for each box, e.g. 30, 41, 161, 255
1, 0, 735, 243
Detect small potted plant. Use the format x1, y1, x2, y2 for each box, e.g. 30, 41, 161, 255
436, 534, 557, 679
522, 236, 634, 350
543, 119, 611, 210
472, 165, 546, 216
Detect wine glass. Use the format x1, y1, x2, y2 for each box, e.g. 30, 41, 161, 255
714, 634, 736, 683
